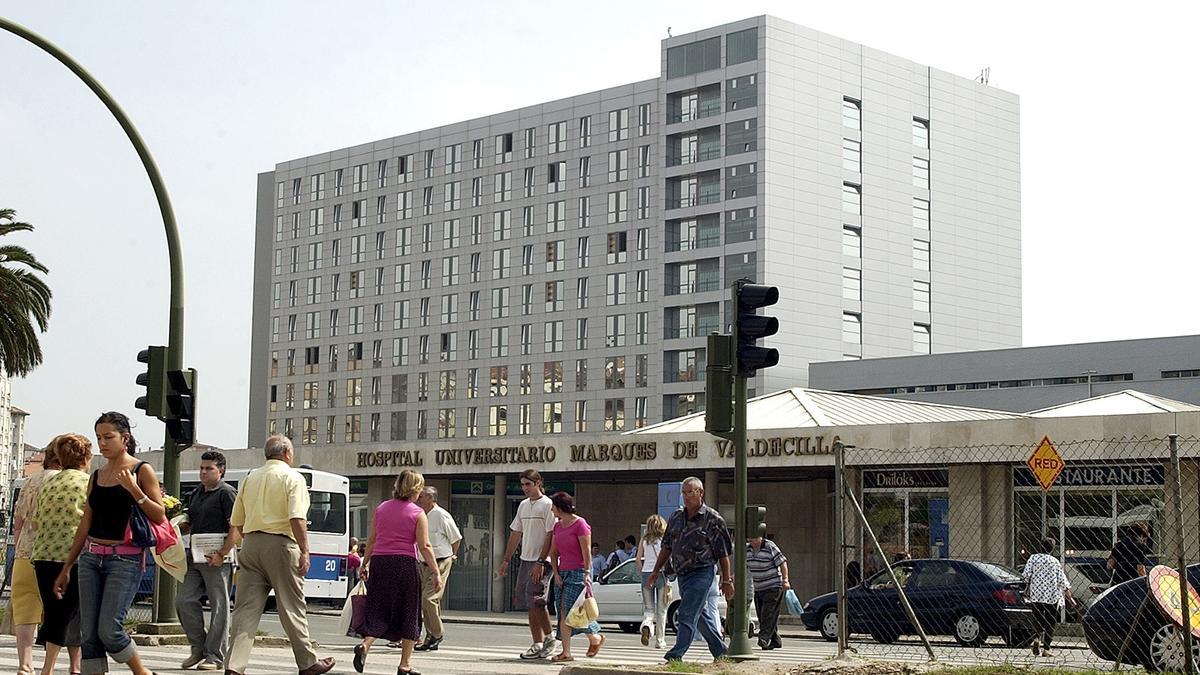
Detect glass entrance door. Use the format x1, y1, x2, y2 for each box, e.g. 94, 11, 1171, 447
447, 496, 493, 611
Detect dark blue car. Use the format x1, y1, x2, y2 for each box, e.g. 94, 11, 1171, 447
1082, 563, 1200, 672
800, 558, 1033, 646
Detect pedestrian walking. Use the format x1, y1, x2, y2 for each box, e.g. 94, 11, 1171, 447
414, 485, 461, 652
1108, 522, 1152, 585
497, 468, 558, 660
347, 539, 362, 591
353, 470, 443, 675
1023, 536, 1076, 657
590, 544, 606, 579
545, 492, 604, 662
10, 439, 63, 675
176, 450, 238, 671
747, 535, 789, 650
54, 413, 166, 675
219, 434, 335, 675
636, 514, 669, 649
33, 434, 90, 675
647, 477, 733, 663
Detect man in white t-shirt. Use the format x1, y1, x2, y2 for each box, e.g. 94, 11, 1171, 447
414, 486, 462, 652
497, 468, 558, 660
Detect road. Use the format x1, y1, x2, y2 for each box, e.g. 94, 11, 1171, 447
0, 612, 1106, 674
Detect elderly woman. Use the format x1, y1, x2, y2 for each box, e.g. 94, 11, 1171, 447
32, 434, 92, 675
10, 441, 63, 675
354, 470, 442, 675
1023, 536, 1076, 657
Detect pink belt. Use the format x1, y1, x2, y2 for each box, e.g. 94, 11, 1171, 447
86, 540, 144, 556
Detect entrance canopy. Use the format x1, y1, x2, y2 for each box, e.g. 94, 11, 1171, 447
627, 387, 1027, 435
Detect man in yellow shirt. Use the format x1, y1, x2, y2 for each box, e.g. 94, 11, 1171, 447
217, 435, 335, 675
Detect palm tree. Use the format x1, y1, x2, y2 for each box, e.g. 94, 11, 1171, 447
0, 208, 52, 377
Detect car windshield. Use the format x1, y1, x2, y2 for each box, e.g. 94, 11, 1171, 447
974, 562, 1022, 581
1072, 562, 1112, 584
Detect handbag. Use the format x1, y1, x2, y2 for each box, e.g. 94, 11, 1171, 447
566, 578, 600, 628
125, 462, 158, 548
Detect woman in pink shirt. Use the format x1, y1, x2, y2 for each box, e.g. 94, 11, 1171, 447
354, 470, 442, 675
547, 492, 603, 662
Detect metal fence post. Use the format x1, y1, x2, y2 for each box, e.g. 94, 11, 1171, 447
1170, 434, 1195, 675
834, 440, 848, 657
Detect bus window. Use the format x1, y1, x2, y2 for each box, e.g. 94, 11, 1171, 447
308, 492, 347, 535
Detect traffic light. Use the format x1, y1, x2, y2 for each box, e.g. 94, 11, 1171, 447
734, 282, 780, 377
746, 505, 767, 539
134, 346, 168, 419
164, 368, 197, 448
705, 333, 734, 434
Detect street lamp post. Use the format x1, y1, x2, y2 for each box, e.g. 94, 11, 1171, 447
0, 16, 186, 623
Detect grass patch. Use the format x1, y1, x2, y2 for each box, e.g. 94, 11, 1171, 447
929, 668, 1116, 675
663, 661, 704, 673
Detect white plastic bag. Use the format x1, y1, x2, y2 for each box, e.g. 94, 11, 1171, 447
338, 580, 367, 636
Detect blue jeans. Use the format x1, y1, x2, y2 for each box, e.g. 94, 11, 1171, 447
665, 567, 726, 661
77, 551, 144, 674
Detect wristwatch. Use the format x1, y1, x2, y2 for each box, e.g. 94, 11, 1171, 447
137, 495, 149, 505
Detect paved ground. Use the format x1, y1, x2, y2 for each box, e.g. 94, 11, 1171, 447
0, 610, 1107, 674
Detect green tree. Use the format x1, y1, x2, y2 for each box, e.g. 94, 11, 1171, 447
0, 208, 52, 377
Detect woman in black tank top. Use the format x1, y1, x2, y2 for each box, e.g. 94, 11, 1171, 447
54, 412, 166, 675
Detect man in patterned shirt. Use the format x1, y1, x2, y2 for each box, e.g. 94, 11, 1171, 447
647, 476, 733, 663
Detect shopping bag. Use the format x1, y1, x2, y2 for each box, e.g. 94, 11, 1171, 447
338, 580, 368, 636
566, 579, 600, 628
784, 588, 803, 616
152, 516, 188, 583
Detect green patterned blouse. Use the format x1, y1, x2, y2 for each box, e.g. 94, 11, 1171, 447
32, 469, 90, 562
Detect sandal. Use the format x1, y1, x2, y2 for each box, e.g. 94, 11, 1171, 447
354, 643, 367, 673
398, 668, 421, 675
550, 653, 574, 662
586, 634, 606, 657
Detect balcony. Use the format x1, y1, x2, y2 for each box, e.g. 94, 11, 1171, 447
667, 191, 721, 210
667, 145, 722, 167
667, 99, 722, 125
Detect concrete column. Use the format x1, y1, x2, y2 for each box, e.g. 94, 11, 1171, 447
490, 473, 508, 613
704, 469, 719, 508
948, 465, 984, 560
1162, 458, 1200, 563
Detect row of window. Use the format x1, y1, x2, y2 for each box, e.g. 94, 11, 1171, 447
275, 108, 655, 208
842, 313, 931, 359
269, 395, 651, 444
849, 373, 1135, 396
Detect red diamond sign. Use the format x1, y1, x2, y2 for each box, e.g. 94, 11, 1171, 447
1026, 436, 1065, 491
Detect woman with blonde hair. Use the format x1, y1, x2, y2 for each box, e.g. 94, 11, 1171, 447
353, 470, 442, 675
636, 514, 669, 649
10, 439, 65, 675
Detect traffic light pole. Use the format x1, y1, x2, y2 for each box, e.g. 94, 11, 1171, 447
726, 280, 757, 661
0, 17, 185, 623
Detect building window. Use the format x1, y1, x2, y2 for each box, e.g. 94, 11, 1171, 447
606, 272, 626, 306
913, 118, 929, 149
843, 226, 861, 259
438, 409, 455, 439
604, 398, 625, 431
607, 231, 628, 263
842, 312, 862, 359
913, 323, 931, 354
913, 157, 930, 189
606, 314, 626, 348
548, 121, 566, 153
490, 326, 509, 358
575, 359, 588, 391
842, 138, 861, 173
495, 132, 513, 163
423, 149, 435, 179
445, 143, 462, 174
543, 402, 562, 434
913, 197, 930, 230
576, 317, 588, 350
575, 401, 587, 432
524, 127, 535, 159
489, 405, 507, 436
842, 98, 861, 130
637, 103, 651, 136
544, 320, 563, 353
842, 267, 861, 302
608, 149, 628, 183
913, 239, 930, 272
577, 277, 589, 310
608, 109, 628, 142
842, 183, 861, 215
605, 355, 625, 390
607, 191, 628, 224
913, 280, 931, 312
543, 361, 563, 394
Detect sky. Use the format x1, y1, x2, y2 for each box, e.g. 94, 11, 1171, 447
2, 1, 1198, 451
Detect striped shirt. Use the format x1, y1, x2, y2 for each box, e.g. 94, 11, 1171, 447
747, 539, 787, 592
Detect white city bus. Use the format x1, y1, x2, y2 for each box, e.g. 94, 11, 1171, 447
180, 466, 350, 601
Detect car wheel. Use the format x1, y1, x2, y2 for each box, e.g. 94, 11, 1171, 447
666, 601, 679, 633
871, 628, 899, 644
617, 622, 640, 634
953, 611, 986, 647
818, 608, 839, 642
1145, 623, 1200, 672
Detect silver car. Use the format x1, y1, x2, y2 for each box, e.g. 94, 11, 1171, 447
587, 558, 758, 635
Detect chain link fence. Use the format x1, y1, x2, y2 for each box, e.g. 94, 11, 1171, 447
824, 435, 1200, 673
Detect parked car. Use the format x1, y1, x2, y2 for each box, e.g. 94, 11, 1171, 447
1082, 563, 1200, 672
1063, 556, 1112, 612
800, 558, 1033, 646
589, 558, 757, 635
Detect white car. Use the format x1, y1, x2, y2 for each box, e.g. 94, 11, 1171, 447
588, 558, 758, 635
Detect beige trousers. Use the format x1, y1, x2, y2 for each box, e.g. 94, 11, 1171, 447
226, 532, 319, 672
419, 557, 454, 638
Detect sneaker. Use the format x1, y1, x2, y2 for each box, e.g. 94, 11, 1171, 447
641, 622, 651, 646
655, 639, 667, 649
196, 662, 220, 671
181, 654, 206, 669
537, 637, 559, 658
519, 643, 544, 660
1031, 638, 1040, 656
